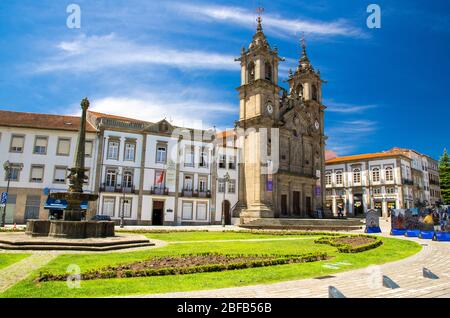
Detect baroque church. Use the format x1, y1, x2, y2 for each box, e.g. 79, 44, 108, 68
234, 17, 327, 222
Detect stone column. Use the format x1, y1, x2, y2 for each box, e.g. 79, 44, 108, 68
332, 195, 337, 217
382, 198, 388, 218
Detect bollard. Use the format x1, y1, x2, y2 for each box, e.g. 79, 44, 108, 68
382, 275, 400, 289
329, 286, 346, 298
423, 268, 439, 280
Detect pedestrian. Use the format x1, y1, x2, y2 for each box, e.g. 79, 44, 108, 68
432, 210, 441, 233
337, 206, 343, 219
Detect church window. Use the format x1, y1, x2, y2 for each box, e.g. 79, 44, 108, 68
296, 84, 303, 96
265, 62, 272, 81
247, 62, 255, 83
312, 84, 318, 101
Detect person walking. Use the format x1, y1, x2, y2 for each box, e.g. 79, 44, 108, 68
432, 210, 441, 233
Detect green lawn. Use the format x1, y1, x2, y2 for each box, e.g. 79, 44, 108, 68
0, 254, 30, 270
0, 233, 421, 298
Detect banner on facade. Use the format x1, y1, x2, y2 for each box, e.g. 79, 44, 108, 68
165, 160, 176, 188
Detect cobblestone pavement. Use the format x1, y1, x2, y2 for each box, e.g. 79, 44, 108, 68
134, 235, 450, 298
0, 254, 57, 293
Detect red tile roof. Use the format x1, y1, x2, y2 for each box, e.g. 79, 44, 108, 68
326, 151, 407, 164
0, 110, 97, 132
87, 111, 151, 124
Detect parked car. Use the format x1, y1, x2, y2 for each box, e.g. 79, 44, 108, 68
91, 215, 112, 221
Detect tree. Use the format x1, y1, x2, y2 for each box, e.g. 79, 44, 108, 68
439, 149, 450, 204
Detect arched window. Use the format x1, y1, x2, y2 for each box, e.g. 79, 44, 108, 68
265, 62, 272, 81
247, 62, 255, 83
372, 168, 380, 182
353, 169, 361, 184
385, 166, 394, 182
325, 171, 332, 186
296, 84, 303, 97
311, 84, 318, 101
336, 171, 343, 185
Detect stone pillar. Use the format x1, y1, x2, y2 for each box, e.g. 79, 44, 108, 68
382, 198, 388, 218
332, 195, 337, 217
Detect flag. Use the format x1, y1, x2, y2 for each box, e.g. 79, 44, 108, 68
157, 171, 165, 185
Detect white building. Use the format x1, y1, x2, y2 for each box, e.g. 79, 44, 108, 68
0, 110, 97, 224
325, 149, 442, 218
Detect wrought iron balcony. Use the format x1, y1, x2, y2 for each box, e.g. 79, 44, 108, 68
100, 183, 136, 194
180, 189, 211, 198
150, 187, 169, 195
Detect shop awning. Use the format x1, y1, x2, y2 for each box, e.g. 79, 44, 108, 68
44, 196, 88, 210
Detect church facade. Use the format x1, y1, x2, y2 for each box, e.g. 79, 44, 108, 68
234, 17, 327, 222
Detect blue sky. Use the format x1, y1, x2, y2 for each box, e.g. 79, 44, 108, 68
0, 0, 449, 159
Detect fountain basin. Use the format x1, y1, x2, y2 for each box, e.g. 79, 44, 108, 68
26, 220, 115, 239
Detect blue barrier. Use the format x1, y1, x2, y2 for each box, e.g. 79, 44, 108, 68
391, 229, 407, 236
435, 232, 450, 242
419, 231, 434, 240
405, 229, 421, 237
366, 226, 382, 234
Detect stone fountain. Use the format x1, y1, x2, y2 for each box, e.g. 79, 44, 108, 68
26, 98, 115, 239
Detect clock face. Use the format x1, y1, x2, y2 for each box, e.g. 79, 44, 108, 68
314, 120, 320, 130
266, 103, 273, 114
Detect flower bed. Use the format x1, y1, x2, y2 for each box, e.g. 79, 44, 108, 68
314, 235, 383, 253
36, 252, 329, 282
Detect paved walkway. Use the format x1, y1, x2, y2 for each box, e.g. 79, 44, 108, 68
0, 254, 57, 293
134, 236, 450, 298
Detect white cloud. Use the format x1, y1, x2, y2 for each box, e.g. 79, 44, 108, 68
173, 3, 365, 38
34, 33, 238, 73
325, 101, 377, 113
70, 90, 237, 130
326, 120, 378, 155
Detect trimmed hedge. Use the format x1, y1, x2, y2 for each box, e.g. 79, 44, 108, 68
314, 235, 383, 253
117, 228, 342, 236
36, 252, 329, 282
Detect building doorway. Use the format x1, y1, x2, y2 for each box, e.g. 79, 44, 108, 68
293, 191, 301, 216
281, 195, 288, 216
222, 200, 231, 225
152, 200, 164, 225
353, 194, 364, 216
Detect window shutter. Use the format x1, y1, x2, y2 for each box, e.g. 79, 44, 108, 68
11, 136, 24, 148
54, 168, 66, 181
32, 167, 43, 179
59, 139, 70, 154
36, 138, 47, 147
196, 203, 207, 220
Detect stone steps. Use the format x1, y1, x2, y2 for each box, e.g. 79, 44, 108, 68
0, 241, 155, 251
240, 218, 364, 231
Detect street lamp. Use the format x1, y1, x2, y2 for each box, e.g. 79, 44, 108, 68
116, 171, 126, 229
221, 172, 231, 228
1, 161, 12, 227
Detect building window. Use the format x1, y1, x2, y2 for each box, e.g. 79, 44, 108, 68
353, 169, 361, 184
10, 135, 25, 153
336, 171, 343, 185
34, 136, 48, 155
119, 198, 132, 218
219, 155, 226, 169
228, 156, 236, 170
199, 149, 208, 168
265, 62, 272, 81
122, 170, 133, 188
312, 84, 318, 101
102, 197, 115, 217
156, 144, 167, 163
198, 177, 207, 192
107, 140, 120, 160
30, 165, 44, 183
184, 175, 193, 191
218, 180, 225, 193
228, 179, 236, 194
325, 171, 332, 186
373, 188, 381, 195
386, 187, 395, 194
182, 202, 193, 220
57, 138, 71, 156
85, 140, 93, 157
124, 142, 135, 161
5, 164, 22, 182
247, 61, 255, 83
105, 169, 117, 187
372, 168, 380, 182
184, 146, 194, 167
24, 195, 41, 220
196, 202, 208, 220
53, 166, 67, 183
385, 166, 394, 182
